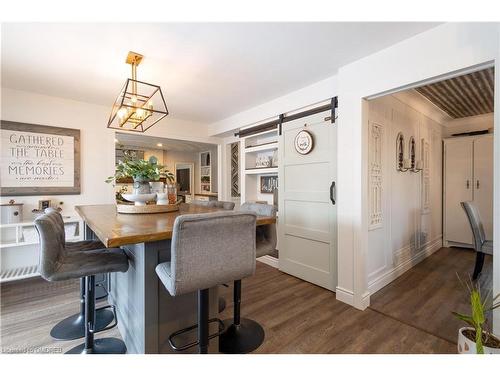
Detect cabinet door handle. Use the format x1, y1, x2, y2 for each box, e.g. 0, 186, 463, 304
466, 180, 470, 189
330, 181, 336, 205
476, 180, 480, 189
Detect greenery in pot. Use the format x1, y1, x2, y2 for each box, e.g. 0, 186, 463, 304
105, 156, 175, 185
453, 274, 500, 353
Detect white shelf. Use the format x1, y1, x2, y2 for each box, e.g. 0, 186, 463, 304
244, 167, 278, 175
0, 236, 81, 249
0, 216, 81, 229
244, 142, 278, 154
0, 265, 39, 283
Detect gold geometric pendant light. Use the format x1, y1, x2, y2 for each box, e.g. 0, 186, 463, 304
107, 51, 168, 132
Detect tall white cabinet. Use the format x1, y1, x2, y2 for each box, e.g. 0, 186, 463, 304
443, 134, 493, 247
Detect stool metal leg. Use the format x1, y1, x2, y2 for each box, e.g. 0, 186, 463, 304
198, 289, 209, 354
66, 275, 127, 354
50, 277, 114, 340
219, 280, 265, 354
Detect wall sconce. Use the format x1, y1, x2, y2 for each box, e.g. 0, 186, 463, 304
409, 136, 423, 173
396, 133, 423, 173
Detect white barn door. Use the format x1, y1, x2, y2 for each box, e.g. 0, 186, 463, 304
278, 111, 337, 291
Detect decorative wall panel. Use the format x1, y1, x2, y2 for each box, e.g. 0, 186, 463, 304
369, 122, 383, 230
421, 138, 430, 213
230, 142, 240, 197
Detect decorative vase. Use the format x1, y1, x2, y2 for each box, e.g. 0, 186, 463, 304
457, 327, 500, 354
133, 178, 151, 194
156, 193, 168, 205
166, 184, 177, 205
149, 181, 165, 194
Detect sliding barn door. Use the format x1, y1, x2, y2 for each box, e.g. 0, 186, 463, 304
278, 111, 337, 291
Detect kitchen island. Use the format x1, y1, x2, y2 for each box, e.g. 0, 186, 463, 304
75, 203, 275, 354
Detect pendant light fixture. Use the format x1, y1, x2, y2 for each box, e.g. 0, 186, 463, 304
107, 51, 168, 132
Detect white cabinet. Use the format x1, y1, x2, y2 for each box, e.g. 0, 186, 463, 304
444, 134, 493, 246
0, 216, 83, 282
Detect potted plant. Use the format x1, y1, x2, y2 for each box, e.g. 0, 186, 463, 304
106, 156, 174, 194
453, 276, 500, 354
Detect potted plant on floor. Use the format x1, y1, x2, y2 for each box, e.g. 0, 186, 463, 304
453, 276, 500, 354
106, 156, 174, 194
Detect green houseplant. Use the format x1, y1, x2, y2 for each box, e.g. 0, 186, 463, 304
106, 156, 174, 194
453, 275, 500, 354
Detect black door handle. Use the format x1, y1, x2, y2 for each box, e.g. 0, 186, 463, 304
330, 181, 336, 205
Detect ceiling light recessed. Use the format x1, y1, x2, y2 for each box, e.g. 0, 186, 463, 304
157, 143, 163, 147
107, 51, 169, 133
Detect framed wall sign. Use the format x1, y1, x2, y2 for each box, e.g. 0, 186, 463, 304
260, 175, 278, 194
0, 121, 80, 196
294, 130, 314, 155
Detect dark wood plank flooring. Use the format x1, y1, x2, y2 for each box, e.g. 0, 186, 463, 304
1, 259, 458, 354
370, 247, 493, 344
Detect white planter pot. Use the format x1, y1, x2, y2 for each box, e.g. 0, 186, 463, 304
457, 327, 500, 354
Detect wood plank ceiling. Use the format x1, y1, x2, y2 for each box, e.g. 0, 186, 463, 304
415, 67, 494, 119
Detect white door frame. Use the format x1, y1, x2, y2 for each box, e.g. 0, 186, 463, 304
174, 162, 195, 200
336, 23, 499, 328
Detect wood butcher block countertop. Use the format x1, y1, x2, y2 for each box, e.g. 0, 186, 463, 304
75, 204, 276, 248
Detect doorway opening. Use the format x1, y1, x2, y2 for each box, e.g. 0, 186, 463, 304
114, 133, 219, 203
366, 66, 495, 344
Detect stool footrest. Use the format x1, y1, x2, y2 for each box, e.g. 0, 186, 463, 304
168, 318, 225, 352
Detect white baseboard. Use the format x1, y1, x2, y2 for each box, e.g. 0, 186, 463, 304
368, 235, 443, 295
335, 287, 370, 310
335, 286, 354, 305
257, 255, 279, 268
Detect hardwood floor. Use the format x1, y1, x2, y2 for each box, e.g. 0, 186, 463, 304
1, 259, 459, 354
370, 246, 493, 344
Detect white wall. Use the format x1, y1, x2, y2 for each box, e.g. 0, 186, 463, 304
336, 22, 499, 312
442, 112, 494, 137
0, 88, 218, 216
367, 94, 444, 294
208, 75, 338, 136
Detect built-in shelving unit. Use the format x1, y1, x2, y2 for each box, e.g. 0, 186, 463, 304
200, 151, 212, 193
240, 129, 279, 206
240, 128, 280, 265
0, 216, 83, 283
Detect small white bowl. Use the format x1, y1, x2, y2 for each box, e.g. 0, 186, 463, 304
121, 193, 156, 206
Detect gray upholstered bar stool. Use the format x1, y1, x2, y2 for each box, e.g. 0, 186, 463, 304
461, 201, 494, 279
155, 211, 256, 354
207, 201, 236, 210
219, 202, 277, 354
191, 200, 235, 211
43, 208, 115, 341
35, 210, 129, 354
189, 199, 236, 313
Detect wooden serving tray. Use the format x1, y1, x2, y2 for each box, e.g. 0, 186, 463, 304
116, 203, 180, 214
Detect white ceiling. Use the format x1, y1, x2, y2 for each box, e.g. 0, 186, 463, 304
1, 22, 439, 124
115, 132, 213, 152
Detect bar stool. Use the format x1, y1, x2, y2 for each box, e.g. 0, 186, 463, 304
189, 200, 236, 313
43, 208, 115, 340
219, 202, 277, 354
35, 211, 129, 354
206, 201, 236, 312
155, 211, 256, 354
207, 201, 236, 210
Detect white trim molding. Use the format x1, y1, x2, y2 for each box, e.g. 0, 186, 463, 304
257, 255, 279, 269
368, 235, 443, 295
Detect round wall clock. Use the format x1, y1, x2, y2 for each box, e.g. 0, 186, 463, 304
294, 130, 314, 155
